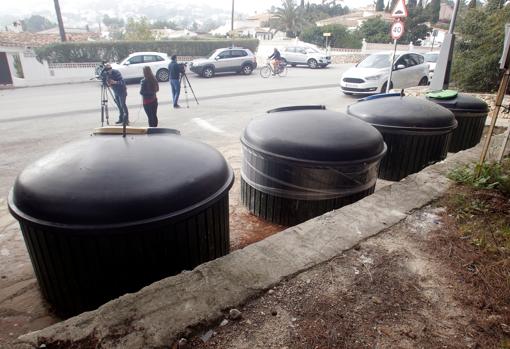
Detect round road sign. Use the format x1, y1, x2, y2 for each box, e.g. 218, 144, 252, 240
391, 21, 405, 40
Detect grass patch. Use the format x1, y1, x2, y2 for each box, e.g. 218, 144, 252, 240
443, 160, 510, 312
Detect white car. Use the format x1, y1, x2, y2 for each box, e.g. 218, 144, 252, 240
340, 52, 429, 95
424, 51, 439, 80
111, 52, 171, 82
281, 46, 331, 69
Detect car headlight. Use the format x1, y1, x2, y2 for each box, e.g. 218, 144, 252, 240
365, 74, 383, 81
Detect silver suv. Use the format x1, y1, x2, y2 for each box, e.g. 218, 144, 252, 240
281, 46, 331, 69
189, 47, 257, 78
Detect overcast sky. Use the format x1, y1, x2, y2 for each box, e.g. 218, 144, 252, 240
5, 0, 374, 17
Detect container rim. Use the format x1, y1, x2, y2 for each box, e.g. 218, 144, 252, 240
7, 167, 234, 231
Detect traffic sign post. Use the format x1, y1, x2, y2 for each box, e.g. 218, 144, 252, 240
323, 32, 331, 53
386, 0, 408, 93
391, 0, 408, 18
386, 19, 406, 93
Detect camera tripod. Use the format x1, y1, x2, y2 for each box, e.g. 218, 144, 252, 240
180, 72, 199, 108
100, 82, 120, 126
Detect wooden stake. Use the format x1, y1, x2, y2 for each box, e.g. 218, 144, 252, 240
477, 68, 510, 175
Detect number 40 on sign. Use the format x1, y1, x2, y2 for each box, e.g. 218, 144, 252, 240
391, 21, 405, 40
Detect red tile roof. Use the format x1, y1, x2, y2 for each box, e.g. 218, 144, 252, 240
0, 31, 100, 48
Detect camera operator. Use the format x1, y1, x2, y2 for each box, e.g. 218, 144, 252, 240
168, 55, 182, 109
102, 63, 129, 125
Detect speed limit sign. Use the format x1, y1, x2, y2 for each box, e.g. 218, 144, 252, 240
391, 21, 405, 40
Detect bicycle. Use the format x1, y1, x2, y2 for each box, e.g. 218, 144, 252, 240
260, 59, 288, 78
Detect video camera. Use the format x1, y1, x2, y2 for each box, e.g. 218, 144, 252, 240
178, 62, 187, 75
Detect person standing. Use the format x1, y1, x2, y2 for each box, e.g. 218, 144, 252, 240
168, 55, 181, 109
140, 66, 159, 127
103, 63, 129, 125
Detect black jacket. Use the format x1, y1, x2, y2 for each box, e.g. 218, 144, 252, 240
268, 50, 281, 60
168, 61, 181, 80
104, 69, 126, 95
140, 78, 157, 99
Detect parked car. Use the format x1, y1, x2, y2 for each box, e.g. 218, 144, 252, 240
340, 52, 429, 95
424, 51, 439, 80
188, 47, 257, 78
111, 52, 171, 82
281, 46, 331, 69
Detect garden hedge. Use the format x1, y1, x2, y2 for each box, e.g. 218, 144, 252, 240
35, 39, 260, 63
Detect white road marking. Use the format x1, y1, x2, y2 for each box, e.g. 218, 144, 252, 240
192, 118, 224, 134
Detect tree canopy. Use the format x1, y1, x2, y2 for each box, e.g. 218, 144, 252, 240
21, 15, 56, 33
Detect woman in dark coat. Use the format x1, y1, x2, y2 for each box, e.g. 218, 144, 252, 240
140, 66, 159, 127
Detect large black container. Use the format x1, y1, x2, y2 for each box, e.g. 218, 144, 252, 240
8, 128, 234, 316
426, 92, 488, 152
347, 95, 457, 181
241, 108, 387, 226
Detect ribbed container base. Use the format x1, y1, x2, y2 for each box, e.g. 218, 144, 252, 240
449, 114, 487, 153
378, 132, 450, 181
241, 178, 375, 226
19, 196, 230, 317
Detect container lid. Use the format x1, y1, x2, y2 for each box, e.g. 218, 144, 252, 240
8, 132, 234, 229
426, 92, 488, 113
347, 95, 456, 131
426, 90, 458, 99
241, 109, 386, 163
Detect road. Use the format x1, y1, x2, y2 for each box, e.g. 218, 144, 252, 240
0, 64, 357, 197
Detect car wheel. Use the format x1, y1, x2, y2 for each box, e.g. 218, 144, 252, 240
291, 64, 297, 67
381, 81, 393, 93
155, 68, 169, 82
202, 66, 215, 78
307, 59, 318, 69
418, 76, 428, 86
241, 64, 253, 75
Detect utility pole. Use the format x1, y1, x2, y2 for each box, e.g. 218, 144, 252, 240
53, 0, 66, 42
231, 0, 235, 34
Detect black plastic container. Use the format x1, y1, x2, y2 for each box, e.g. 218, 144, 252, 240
8, 128, 234, 316
426, 92, 488, 152
241, 108, 386, 226
347, 95, 457, 181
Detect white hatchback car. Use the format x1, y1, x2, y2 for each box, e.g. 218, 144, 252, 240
281, 46, 331, 69
340, 52, 429, 95
424, 51, 439, 80
111, 52, 171, 82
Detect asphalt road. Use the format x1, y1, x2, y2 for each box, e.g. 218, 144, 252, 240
0, 63, 358, 197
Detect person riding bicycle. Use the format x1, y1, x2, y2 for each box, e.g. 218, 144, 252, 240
268, 48, 282, 75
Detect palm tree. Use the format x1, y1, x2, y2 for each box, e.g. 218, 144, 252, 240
274, 0, 305, 37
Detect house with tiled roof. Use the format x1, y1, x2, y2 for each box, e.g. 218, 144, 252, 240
0, 31, 99, 87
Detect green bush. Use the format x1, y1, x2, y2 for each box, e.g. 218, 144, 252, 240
299, 25, 361, 49
451, 6, 510, 92
448, 160, 510, 195
35, 39, 260, 63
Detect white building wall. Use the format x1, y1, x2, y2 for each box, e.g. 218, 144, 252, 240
0, 45, 99, 87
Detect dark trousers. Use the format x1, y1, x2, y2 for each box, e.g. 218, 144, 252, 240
143, 100, 158, 127
170, 79, 181, 107
114, 91, 129, 123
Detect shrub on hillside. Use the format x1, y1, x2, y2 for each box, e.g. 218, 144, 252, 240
299, 25, 361, 49
451, 7, 510, 92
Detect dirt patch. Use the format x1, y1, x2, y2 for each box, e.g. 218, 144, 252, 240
185, 201, 510, 349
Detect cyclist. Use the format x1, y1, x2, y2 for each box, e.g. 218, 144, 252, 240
268, 48, 282, 75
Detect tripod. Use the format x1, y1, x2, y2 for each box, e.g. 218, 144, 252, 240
100, 82, 119, 126
179, 72, 199, 108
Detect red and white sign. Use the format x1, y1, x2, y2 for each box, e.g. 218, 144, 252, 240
391, 0, 408, 18
391, 21, 405, 40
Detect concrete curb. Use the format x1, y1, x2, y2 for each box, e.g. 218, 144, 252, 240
15, 138, 498, 348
